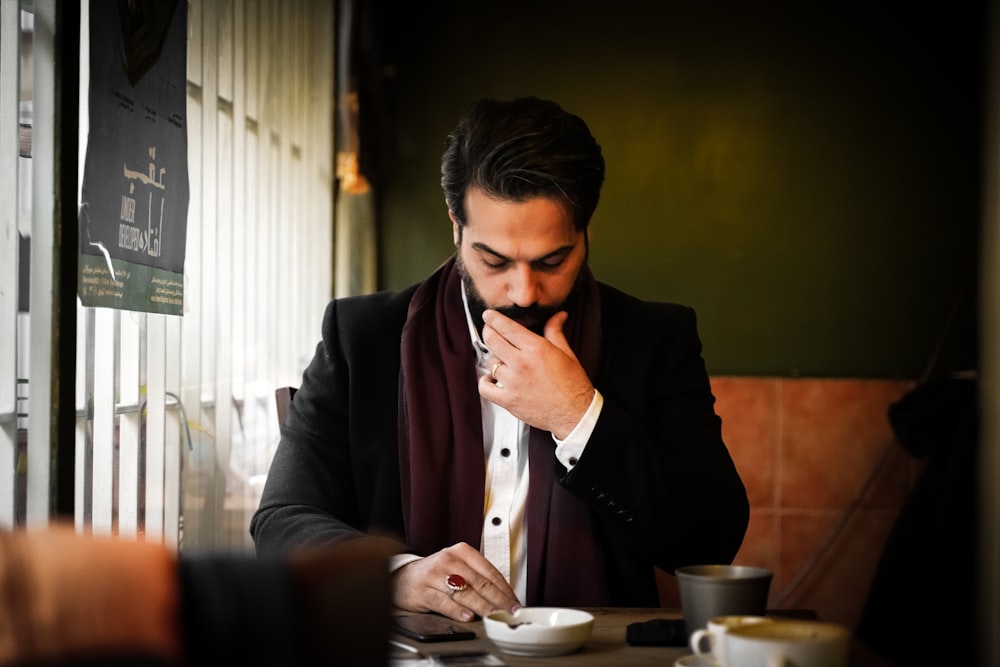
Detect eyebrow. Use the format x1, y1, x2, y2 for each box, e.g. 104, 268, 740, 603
470, 241, 576, 264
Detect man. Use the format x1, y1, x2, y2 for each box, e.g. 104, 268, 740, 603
251, 96, 749, 622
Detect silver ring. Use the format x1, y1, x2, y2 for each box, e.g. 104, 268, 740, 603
489, 360, 505, 382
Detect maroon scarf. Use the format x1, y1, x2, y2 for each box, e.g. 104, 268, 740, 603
398, 257, 609, 606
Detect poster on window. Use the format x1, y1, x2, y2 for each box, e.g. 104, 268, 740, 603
78, 0, 188, 315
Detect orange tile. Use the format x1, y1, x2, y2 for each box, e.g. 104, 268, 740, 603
779, 379, 914, 510
773, 510, 841, 607
711, 377, 780, 509
775, 509, 899, 631
696, 377, 921, 637
734, 508, 780, 605
859, 442, 922, 510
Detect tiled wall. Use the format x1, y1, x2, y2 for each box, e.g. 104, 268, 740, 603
656, 377, 920, 631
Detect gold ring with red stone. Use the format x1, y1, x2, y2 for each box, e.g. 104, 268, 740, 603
445, 573, 468, 597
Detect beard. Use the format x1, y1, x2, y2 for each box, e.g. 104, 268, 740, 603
455, 252, 582, 337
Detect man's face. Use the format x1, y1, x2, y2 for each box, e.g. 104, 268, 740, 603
452, 186, 588, 335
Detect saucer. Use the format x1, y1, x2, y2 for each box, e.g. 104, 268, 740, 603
675, 654, 720, 667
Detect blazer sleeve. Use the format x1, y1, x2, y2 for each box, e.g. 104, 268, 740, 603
250, 290, 412, 557
561, 290, 749, 573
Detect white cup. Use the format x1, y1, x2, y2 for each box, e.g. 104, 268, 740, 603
690, 615, 774, 664
723, 619, 850, 667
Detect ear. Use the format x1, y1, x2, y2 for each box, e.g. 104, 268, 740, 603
449, 210, 461, 246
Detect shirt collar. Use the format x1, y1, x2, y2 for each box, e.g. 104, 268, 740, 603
460, 281, 491, 365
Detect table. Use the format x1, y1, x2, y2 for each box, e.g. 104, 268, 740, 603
390, 608, 693, 666
387, 607, 892, 667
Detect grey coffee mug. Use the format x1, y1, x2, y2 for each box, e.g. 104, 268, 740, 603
676, 564, 773, 639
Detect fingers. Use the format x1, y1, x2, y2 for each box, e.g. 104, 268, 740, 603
542, 311, 574, 356
479, 309, 592, 436
480, 312, 522, 363
480, 310, 557, 375
391, 543, 521, 622
481, 309, 527, 346
483, 310, 576, 361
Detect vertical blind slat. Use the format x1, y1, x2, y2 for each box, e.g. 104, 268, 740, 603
215, 106, 234, 545
214, 1, 235, 541
231, 0, 253, 534
74, 1, 91, 532
117, 312, 141, 536
91, 308, 116, 533
26, 0, 57, 525
217, 0, 234, 104
197, 0, 221, 549
144, 315, 167, 541
187, 0, 203, 88
74, 304, 89, 531
200, 0, 219, 418
244, 0, 258, 122
0, 0, 22, 528
180, 0, 206, 551
163, 315, 181, 550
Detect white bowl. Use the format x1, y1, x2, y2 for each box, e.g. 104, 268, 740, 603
483, 607, 594, 657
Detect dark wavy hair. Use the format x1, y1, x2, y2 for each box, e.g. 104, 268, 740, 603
441, 97, 605, 232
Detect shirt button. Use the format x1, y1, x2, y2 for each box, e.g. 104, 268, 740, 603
491, 517, 502, 526
500, 448, 511, 457
568, 457, 578, 466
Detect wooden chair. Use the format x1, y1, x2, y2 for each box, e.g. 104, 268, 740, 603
275, 386, 297, 426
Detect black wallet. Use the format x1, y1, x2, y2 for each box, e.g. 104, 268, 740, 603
625, 618, 688, 646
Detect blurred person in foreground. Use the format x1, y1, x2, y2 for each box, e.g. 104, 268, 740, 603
251, 96, 750, 622
0, 524, 391, 666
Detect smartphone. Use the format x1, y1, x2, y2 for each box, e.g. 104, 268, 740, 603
391, 614, 477, 642
429, 652, 507, 666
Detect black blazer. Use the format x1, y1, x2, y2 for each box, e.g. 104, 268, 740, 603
251, 280, 749, 607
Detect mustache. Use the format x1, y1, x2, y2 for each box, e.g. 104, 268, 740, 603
494, 303, 558, 322
493, 303, 563, 336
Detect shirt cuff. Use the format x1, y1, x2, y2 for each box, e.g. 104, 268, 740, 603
390, 553, 423, 573
553, 389, 603, 470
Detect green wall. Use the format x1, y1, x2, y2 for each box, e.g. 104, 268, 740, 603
373, 1, 982, 377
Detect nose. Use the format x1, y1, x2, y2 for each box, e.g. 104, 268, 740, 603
507, 263, 540, 307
